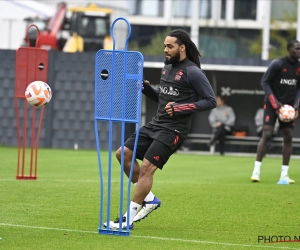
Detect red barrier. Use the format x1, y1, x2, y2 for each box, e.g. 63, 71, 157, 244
15, 24, 48, 180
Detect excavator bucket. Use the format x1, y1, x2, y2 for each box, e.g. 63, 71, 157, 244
63, 33, 84, 53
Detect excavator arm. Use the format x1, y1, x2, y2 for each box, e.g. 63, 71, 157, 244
37, 2, 67, 50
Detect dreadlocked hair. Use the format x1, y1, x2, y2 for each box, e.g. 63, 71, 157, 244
168, 29, 201, 68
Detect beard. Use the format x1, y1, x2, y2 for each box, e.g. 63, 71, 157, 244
164, 51, 180, 65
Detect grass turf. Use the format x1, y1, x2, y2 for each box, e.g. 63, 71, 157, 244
1, 146, 300, 250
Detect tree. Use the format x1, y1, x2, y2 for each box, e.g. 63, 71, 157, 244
129, 28, 171, 55
249, 0, 297, 59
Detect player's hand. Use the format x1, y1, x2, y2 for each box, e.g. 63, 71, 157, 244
165, 102, 175, 116
275, 109, 280, 117
294, 110, 298, 119
142, 80, 150, 90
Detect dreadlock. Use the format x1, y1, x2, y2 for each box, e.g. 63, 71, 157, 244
168, 29, 201, 68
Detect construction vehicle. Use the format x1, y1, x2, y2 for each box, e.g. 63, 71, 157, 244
24, 2, 113, 52
22, 16, 49, 47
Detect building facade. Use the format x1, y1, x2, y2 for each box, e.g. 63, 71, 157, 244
126, 0, 298, 59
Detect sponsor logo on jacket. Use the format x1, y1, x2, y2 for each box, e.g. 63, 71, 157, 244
160, 86, 179, 96
280, 79, 297, 85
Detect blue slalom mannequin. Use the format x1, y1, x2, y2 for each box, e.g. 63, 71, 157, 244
94, 17, 144, 236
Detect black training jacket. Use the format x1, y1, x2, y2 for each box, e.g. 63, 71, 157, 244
142, 57, 216, 139
261, 56, 300, 109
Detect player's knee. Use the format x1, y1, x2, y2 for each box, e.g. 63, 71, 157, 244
262, 128, 273, 140
116, 147, 122, 161
116, 146, 132, 161
139, 161, 157, 177
282, 130, 293, 144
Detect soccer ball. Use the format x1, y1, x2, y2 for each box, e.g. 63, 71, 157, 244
278, 104, 295, 122
25, 81, 52, 107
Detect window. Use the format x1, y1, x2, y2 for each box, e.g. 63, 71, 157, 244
200, 0, 211, 18
271, 0, 296, 20
140, 0, 159, 16
221, 0, 226, 19
234, 0, 256, 20
78, 16, 108, 37
128, 0, 138, 15
128, 0, 163, 17
173, 0, 211, 18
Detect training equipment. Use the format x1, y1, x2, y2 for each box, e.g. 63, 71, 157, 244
26, 2, 115, 52
94, 18, 144, 236
250, 172, 260, 182
15, 24, 49, 180
133, 196, 161, 222
277, 175, 295, 185
278, 105, 295, 122
25, 81, 52, 107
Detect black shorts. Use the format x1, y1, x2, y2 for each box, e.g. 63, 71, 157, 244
124, 124, 184, 169
263, 101, 295, 129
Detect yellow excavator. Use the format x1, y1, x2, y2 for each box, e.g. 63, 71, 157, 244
63, 3, 113, 52
26, 2, 113, 52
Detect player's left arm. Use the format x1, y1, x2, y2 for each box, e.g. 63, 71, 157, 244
142, 80, 159, 102
293, 85, 300, 119
165, 67, 216, 116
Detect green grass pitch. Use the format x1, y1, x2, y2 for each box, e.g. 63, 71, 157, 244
1, 146, 300, 250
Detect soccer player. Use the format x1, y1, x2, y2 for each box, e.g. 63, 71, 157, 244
105, 29, 216, 229
250, 39, 300, 184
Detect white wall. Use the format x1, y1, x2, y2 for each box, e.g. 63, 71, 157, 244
0, 19, 27, 50
0, 1, 53, 19
0, 0, 54, 50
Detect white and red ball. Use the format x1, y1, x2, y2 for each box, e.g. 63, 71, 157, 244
25, 81, 52, 107
278, 104, 295, 122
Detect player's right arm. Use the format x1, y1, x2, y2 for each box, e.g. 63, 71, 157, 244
261, 59, 282, 110
142, 80, 159, 102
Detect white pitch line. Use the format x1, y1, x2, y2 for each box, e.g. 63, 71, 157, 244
0, 223, 97, 234
0, 223, 299, 249
132, 235, 300, 249
0, 179, 99, 182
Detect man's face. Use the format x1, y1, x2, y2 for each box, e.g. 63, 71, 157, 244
289, 43, 300, 60
216, 96, 224, 107
164, 36, 181, 65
